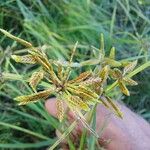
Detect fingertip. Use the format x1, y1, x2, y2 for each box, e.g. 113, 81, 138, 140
45, 98, 57, 117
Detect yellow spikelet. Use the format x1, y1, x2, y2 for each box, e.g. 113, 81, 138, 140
29, 70, 44, 91
78, 86, 99, 99
67, 85, 99, 101
123, 60, 137, 75
111, 68, 122, 79
81, 77, 102, 86
15, 89, 52, 105
57, 65, 63, 80
68, 96, 90, 111
123, 77, 138, 86
56, 99, 64, 122
105, 96, 123, 118
36, 57, 60, 84
11, 55, 37, 64
69, 71, 92, 84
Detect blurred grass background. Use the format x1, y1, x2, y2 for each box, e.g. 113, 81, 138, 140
0, 0, 150, 149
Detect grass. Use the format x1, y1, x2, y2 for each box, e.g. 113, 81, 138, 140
0, 0, 150, 149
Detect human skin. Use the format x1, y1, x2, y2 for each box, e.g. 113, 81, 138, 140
45, 98, 150, 150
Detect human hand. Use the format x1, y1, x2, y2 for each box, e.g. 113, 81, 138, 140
45, 98, 150, 150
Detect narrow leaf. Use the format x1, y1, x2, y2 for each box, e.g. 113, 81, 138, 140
99, 96, 110, 108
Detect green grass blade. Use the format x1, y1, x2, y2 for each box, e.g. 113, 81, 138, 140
0, 121, 50, 140
0, 139, 55, 149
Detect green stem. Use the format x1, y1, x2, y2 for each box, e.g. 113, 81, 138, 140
48, 121, 77, 150
105, 81, 118, 93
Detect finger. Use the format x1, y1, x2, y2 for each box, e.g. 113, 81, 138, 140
45, 98, 127, 149
45, 98, 82, 143
45, 98, 57, 117
45, 98, 111, 139
45, 98, 75, 121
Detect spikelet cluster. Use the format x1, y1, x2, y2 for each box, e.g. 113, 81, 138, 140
0, 29, 139, 137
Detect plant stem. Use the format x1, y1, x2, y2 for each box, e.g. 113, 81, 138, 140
105, 81, 118, 93
48, 121, 77, 150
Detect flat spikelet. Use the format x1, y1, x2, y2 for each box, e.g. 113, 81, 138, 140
111, 68, 122, 79
29, 70, 44, 91
11, 55, 37, 64
56, 99, 64, 122
1, 29, 143, 148
68, 85, 99, 100
78, 86, 99, 99
68, 71, 92, 84
81, 77, 102, 86
67, 95, 90, 111
105, 96, 123, 118
123, 77, 138, 86
15, 89, 52, 105
123, 60, 137, 75
57, 65, 64, 80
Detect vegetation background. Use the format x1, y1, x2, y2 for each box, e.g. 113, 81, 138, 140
0, 0, 150, 149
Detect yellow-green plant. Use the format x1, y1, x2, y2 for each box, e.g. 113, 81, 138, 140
1, 28, 149, 149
